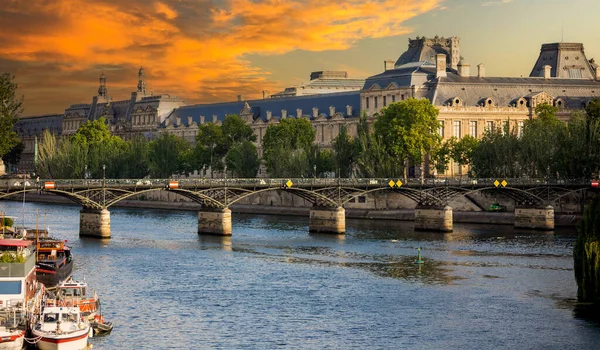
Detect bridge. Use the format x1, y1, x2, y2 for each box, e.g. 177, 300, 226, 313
0, 177, 594, 238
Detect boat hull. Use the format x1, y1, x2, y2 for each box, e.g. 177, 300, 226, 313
33, 331, 89, 350
0, 330, 25, 350
36, 261, 74, 288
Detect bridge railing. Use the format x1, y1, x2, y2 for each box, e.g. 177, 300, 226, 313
0, 177, 593, 190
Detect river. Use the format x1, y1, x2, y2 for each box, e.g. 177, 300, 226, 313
1, 200, 599, 349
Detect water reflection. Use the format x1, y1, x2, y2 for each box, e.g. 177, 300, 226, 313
198, 235, 232, 251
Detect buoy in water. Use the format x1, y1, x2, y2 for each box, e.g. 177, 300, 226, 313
416, 247, 424, 264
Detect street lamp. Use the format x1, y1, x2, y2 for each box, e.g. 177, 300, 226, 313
313, 165, 317, 178
224, 165, 227, 180
202, 165, 206, 180
84, 165, 88, 180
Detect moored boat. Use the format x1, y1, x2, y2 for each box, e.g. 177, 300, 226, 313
45, 277, 113, 336
32, 306, 90, 350
0, 239, 44, 349
35, 238, 73, 288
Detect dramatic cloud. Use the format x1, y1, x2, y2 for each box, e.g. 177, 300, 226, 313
0, 0, 443, 115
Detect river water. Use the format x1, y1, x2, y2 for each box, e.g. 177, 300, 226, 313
1, 200, 599, 349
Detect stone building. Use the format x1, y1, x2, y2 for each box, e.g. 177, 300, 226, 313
10, 35, 600, 177
362, 36, 600, 175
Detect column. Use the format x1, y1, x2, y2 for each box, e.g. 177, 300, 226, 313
514, 205, 554, 230
414, 205, 453, 232
79, 208, 111, 238
309, 207, 345, 234
198, 208, 232, 236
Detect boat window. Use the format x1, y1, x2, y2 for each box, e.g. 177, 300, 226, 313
0, 281, 21, 294
74, 289, 81, 297
44, 313, 59, 323
62, 288, 74, 296
62, 313, 77, 322
81, 288, 86, 296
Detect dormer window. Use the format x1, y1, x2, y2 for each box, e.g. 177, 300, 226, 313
450, 97, 463, 107
554, 98, 566, 109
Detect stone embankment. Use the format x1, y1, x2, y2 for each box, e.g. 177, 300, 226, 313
574, 195, 600, 303
9, 193, 581, 227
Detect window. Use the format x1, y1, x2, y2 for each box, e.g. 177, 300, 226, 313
366, 97, 369, 109
486, 121, 494, 132
502, 121, 510, 135
438, 121, 444, 137
0, 281, 21, 294
375, 97, 378, 108
453, 121, 461, 138
392, 95, 396, 103
517, 121, 524, 138
469, 121, 477, 137
358, 196, 366, 203
401, 94, 405, 100
383, 96, 387, 107
453, 162, 462, 176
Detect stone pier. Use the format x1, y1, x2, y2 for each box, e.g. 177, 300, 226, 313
198, 208, 232, 236
79, 208, 111, 238
309, 207, 345, 234
414, 206, 453, 232
514, 205, 554, 230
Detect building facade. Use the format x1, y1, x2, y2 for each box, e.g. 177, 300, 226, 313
11, 36, 600, 177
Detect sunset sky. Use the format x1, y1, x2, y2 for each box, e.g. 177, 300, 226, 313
1, 0, 599, 116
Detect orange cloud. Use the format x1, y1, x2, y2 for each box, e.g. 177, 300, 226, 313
0, 0, 443, 115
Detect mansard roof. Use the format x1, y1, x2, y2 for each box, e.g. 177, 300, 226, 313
429, 73, 600, 107
163, 91, 360, 127
362, 61, 436, 90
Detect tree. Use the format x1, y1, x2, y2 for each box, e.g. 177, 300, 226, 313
0, 73, 23, 158
332, 125, 359, 177
374, 99, 441, 180
2, 141, 24, 172
148, 133, 191, 178
432, 138, 454, 175
450, 135, 479, 175
520, 103, 565, 178
195, 122, 225, 174
470, 121, 521, 178
262, 118, 316, 176
225, 141, 260, 178
222, 114, 256, 146
355, 113, 403, 177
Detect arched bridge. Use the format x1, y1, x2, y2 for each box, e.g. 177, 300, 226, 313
0, 177, 594, 238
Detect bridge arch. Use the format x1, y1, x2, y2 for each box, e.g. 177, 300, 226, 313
226, 187, 338, 207
447, 187, 546, 206
338, 187, 445, 207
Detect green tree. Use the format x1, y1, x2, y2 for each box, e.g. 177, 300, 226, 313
0, 73, 23, 158
262, 118, 316, 176
520, 103, 565, 178
470, 121, 521, 178
148, 133, 191, 178
432, 138, 454, 175
222, 114, 256, 146
374, 99, 441, 172
2, 141, 24, 172
195, 122, 225, 174
225, 141, 260, 178
332, 125, 359, 177
355, 113, 403, 177
450, 135, 480, 175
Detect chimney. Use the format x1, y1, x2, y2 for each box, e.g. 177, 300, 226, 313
296, 108, 302, 118
175, 117, 181, 126
281, 109, 287, 119
436, 54, 447, 78
266, 110, 272, 120
237, 95, 243, 102
329, 106, 335, 117
477, 64, 485, 78
384, 60, 395, 71
212, 115, 218, 123
200, 115, 205, 124
458, 61, 470, 77
596, 66, 600, 81
312, 107, 318, 119
187, 116, 193, 125
346, 105, 353, 116
543, 65, 552, 79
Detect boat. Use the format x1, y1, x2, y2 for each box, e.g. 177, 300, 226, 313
45, 277, 113, 336
34, 237, 74, 288
32, 306, 90, 350
0, 238, 45, 349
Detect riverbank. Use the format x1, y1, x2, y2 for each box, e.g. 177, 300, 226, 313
6, 193, 582, 227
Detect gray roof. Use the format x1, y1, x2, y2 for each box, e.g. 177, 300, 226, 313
363, 62, 436, 90
15, 114, 63, 137
430, 73, 600, 107
164, 91, 361, 127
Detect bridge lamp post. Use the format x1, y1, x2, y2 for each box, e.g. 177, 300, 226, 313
314, 165, 317, 178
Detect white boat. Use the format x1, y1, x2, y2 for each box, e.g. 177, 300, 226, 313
0, 239, 44, 349
32, 306, 90, 350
